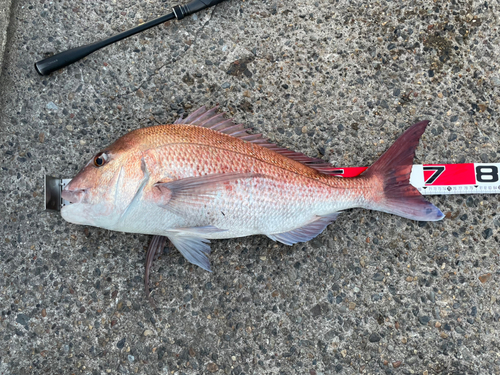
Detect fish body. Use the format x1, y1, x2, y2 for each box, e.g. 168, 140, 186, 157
65, 124, 362, 237
61, 106, 443, 272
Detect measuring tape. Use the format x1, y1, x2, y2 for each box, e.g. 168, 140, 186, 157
331, 163, 500, 195
45, 163, 499, 212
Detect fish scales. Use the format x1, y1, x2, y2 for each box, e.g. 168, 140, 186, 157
123, 123, 353, 184
137, 126, 365, 235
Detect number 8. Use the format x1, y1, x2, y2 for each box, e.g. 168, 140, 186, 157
476, 166, 499, 183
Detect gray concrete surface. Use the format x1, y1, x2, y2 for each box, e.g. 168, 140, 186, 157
1, 0, 500, 374
0, 0, 14, 77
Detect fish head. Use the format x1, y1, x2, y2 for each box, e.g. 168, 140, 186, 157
61, 131, 147, 228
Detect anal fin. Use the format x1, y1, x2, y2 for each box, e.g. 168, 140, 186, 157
267, 213, 340, 246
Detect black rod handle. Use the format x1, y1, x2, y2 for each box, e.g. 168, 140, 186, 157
35, 12, 176, 75
173, 0, 228, 20
35, 42, 104, 76
35, 0, 229, 75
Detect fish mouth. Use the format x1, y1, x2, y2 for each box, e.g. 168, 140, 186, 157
61, 188, 87, 204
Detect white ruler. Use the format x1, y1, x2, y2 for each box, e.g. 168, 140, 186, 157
332, 163, 500, 195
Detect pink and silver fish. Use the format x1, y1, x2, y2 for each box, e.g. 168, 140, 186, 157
61, 106, 443, 299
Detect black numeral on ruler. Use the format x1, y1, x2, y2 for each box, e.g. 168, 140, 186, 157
423, 166, 445, 184
476, 166, 499, 183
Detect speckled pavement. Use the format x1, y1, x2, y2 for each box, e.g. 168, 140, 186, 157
1, 0, 500, 374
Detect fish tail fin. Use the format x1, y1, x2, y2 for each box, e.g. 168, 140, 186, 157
361, 121, 444, 221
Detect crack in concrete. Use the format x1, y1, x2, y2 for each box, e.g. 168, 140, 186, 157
0, 0, 15, 79
115, 7, 217, 100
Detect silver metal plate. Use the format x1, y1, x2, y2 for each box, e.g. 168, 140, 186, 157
44, 176, 72, 211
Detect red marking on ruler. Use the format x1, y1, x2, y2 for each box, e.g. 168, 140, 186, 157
333, 163, 478, 185
423, 164, 475, 185
330, 166, 367, 178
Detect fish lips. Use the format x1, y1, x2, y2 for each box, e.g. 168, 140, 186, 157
60, 190, 98, 227
61, 188, 87, 204
61, 186, 116, 227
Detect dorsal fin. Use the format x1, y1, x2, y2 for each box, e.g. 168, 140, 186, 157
174, 106, 338, 174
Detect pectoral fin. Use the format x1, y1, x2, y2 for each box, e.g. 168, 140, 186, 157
154, 172, 263, 215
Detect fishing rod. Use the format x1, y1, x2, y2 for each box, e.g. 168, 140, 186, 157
35, 0, 229, 76
45, 163, 500, 212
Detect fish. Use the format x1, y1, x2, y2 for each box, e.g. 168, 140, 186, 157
61, 106, 444, 300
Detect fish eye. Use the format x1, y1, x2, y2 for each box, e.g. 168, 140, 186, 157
93, 152, 108, 167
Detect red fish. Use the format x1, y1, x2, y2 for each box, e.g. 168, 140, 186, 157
61, 107, 443, 299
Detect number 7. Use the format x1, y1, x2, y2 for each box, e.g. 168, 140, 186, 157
423, 166, 445, 184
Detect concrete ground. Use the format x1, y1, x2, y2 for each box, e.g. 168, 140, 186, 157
1, 0, 500, 374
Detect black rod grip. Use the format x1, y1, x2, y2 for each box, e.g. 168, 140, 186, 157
172, 0, 228, 20
35, 12, 175, 75
35, 43, 102, 75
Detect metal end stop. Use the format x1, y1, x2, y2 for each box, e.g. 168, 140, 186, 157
45, 176, 72, 212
